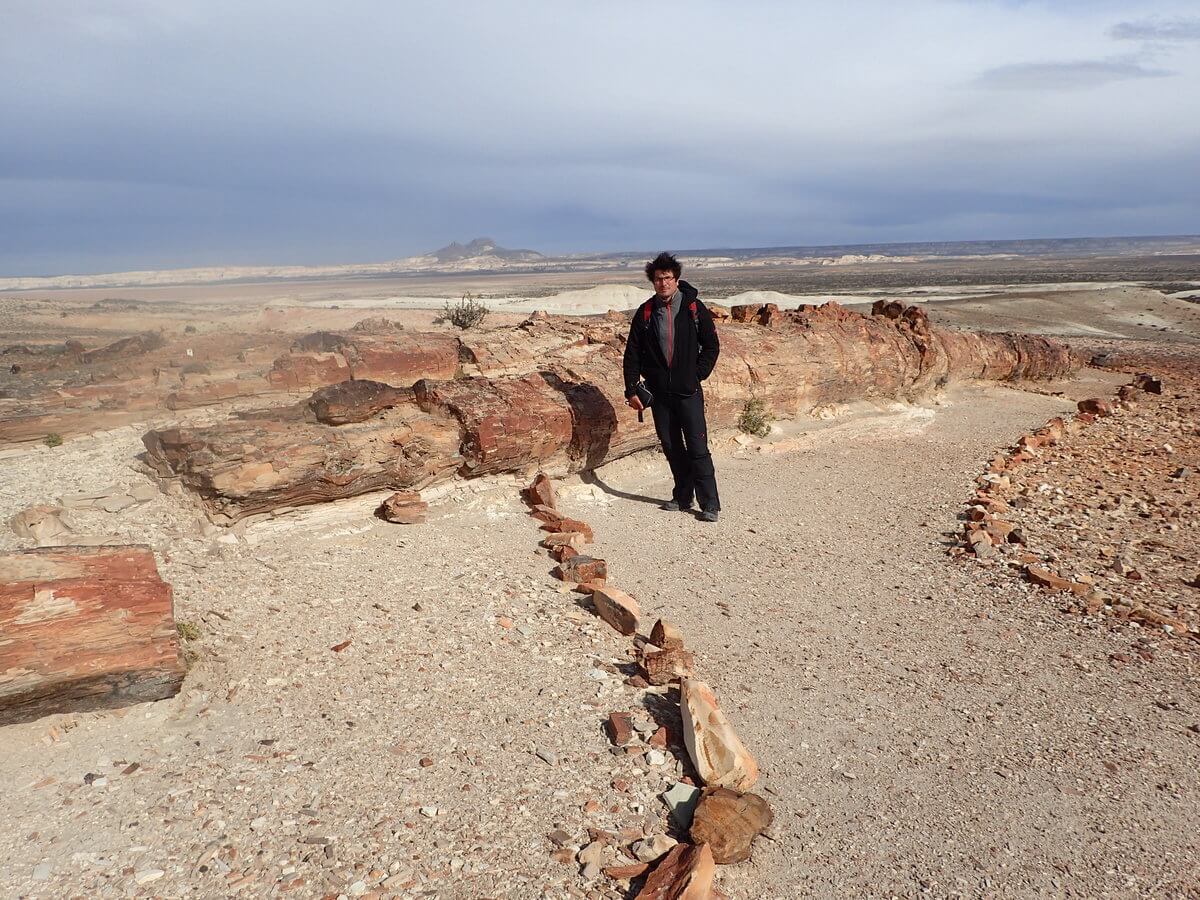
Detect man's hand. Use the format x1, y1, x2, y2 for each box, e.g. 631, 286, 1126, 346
626, 395, 644, 411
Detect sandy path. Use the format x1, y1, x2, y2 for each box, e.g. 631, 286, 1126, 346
2, 374, 1197, 898
583, 378, 1200, 898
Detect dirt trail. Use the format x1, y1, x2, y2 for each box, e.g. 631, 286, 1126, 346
1, 374, 1197, 898
583, 376, 1199, 898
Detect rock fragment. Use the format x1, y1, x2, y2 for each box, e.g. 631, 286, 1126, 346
378, 491, 427, 524
689, 786, 774, 864
589, 585, 640, 635
650, 618, 685, 649
554, 555, 607, 585
642, 646, 696, 686
634, 842, 716, 900
681, 679, 759, 791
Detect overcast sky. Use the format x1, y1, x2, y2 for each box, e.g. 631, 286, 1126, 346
2, 0, 1198, 275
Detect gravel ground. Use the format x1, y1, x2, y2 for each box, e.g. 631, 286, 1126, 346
1, 374, 1198, 898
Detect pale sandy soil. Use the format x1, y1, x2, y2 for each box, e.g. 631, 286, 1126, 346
1, 284, 1198, 898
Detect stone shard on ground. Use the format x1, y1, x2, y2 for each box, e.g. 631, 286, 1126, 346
681, 679, 759, 791
634, 842, 716, 900
642, 646, 696, 686
650, 618, 685, 649
554, 556, 607, 585
589, 585, 640, 635
689, 787, 774, 864
0, 545, 185, 725
378, 491, 428, 524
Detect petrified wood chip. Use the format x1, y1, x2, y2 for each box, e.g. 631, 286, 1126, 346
540, 517, 594, 542
634, 843, 716, 900
378, 491, 427, 524
681, 679, 759, 791
642, 646, 695, 686
554, 555, 607, 585
689, 787, 774, 864
650, 618, 685, 649
589, 585, 640, 635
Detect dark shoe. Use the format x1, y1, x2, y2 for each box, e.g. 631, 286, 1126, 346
698, 510, 719, 523
661, 500, 693, 512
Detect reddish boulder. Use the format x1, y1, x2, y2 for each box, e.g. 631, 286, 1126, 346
525, 473, 557, 509
1077, 398, 1114, 417
590, 585, 640, 635
650, 618, 685, 650
309, 380, 410, 425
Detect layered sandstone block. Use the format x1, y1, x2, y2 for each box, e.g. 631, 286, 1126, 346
0, 545, 184, 725
143, 305, 1078, 522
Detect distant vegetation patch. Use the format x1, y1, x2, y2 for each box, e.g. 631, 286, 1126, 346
443, 292, 489, 329
737, 398, 773, 437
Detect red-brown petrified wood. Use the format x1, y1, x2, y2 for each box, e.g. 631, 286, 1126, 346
0, 545, 185, 725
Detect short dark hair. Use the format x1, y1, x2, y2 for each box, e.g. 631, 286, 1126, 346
644, 251, 681, 283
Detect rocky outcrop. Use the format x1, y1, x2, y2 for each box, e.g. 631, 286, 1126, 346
0, 545, 184, 725
142, 305, 1078, 521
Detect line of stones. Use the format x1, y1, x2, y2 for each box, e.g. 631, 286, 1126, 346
521, 473, 773, 899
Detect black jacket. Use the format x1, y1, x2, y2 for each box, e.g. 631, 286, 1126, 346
623, 280, 720, 399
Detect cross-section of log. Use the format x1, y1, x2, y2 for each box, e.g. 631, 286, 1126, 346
0, 545, 185, 725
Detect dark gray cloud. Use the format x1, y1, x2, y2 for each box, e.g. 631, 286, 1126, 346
1, 1, 1198, 275
975, 59, 1173, 90
1111, 17, 1200, 41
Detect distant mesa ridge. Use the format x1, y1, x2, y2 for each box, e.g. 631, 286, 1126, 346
431, 237, 544, 263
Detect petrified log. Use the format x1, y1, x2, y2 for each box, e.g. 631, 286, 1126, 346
144, 306, 1079, 521
142, 396, 463, 524
268, 332, 459, 390
309, 379, 410, 425
0, 545, 184, 725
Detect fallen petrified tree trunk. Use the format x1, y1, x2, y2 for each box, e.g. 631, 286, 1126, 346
0, 545, 185, 725
143, 303, 1078, 522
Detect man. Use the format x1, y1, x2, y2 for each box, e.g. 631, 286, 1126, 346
623, 251, 721, 522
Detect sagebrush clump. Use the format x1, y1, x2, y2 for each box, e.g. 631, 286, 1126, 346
443, 292, 489, 329
737, 398, 772, 437
44, 433, 63, 448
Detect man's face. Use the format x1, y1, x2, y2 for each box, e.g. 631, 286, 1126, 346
652, 270, 678, 300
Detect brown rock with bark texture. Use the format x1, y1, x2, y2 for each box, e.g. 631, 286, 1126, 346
144, 309, 1078, 520
689, 787, 774, 864
540, 517, 594, 542
635, 843, 716, 900
1077, 398, 1114, 417
309, 380, 410, 425
642, 646, 696, 686
650, 618, 685, 649
554, 555, 607, 585
0, 545, 184, 725
541, 532, 586, 552
378, 491, 427, 524
1132, 373, 1162, 394
589, 585, 640, 635
550, 543, 579, 563
681, 679, 759, 791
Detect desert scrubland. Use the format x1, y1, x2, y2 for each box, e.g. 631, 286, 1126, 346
1, 245, 1198, 898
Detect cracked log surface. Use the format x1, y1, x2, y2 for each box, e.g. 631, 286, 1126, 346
142, 303, 1078, 523
0, 545, 185, 725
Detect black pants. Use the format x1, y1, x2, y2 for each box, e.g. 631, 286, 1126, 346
651, 389, 720, 512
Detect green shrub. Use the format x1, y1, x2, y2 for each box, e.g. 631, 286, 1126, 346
176, 621, 202, 642
443, 292, 489, 329
44, 433, 63, 448
737, 399, 773, 437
